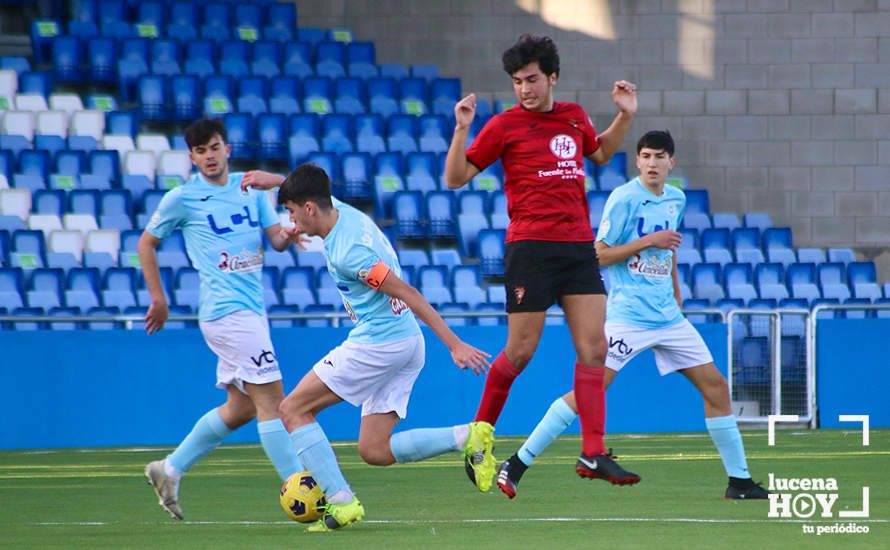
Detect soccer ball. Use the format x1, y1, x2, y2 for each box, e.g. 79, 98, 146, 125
279, 471, 326, 523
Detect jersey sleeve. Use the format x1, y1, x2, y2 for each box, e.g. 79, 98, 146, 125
596, 190, 630, 246
145, 188, 185, 239
465, 116, 504, 171
256, 189, 279, 229
340, 244, 393, 290
581, 112, 601, 156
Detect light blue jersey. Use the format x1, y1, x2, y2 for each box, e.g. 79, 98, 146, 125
146, 172, 279, 321
324, 198, 420, 344
596, 177, 686, 329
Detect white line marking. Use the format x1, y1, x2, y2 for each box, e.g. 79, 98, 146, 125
838, 415, 870, 446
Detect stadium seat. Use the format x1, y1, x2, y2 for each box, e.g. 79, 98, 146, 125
743, 212, 773, 232
711, 212, 741, 231
333, 77, 366, 115
701, 228, 732, 267
797, 247, 826, 264
452, 264, 485, 308
52, 36, 82, 84
250, 41, 281, 79
281, 266, 316, 310
264, 3, 297, 42
373, 152, 405, 217
65, 267, 101, 311
183, 40, 215, 79
430, 78, 460, 116
847, 262, 879, 301
0, 267, 25, 311
346, 42, 376, 79
68, 189, 100, 218
418, 114, 449, 154
174, 268, 199, 310
222, 113, 254, 159
692, 262, 724, 303
368, 77, 399, 118
302, 77, 333, 115
596, 152, 627, 191
426, 191, 456, 239
282, 42, 313, 79
268, 76, 301, 115
587, 191, 609, 229
26, 267, 64, 310
1, 112, 35, 141
31, 20, 61, 65
827, 247, 856, 265
724, 263, 757, 304
397, 249, 429, 271
101, 267, 137, 310
393, 191, 426, 239
200, 3, 232, 42
36, 110, 68, 139
150, 39, 180, 76
315, 41, 346, 79
479, 229, 506, 277
787, 263, 820, 305
354, 113, 386, 155
320, 113, 354, 155
33, 190, 64, 218
399, 77, 428, 115
731, 227, 761, 255
755, 263, 788, 302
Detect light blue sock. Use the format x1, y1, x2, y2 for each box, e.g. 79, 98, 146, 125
390, 426, 462, 463
258, 419, 304, 481
289, 422, 350, 498
705, 415, 751, 479
167, 408, 232, 474
518, 398, 577, 466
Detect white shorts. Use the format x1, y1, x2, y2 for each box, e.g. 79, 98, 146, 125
313, 333, 425, 418
604, 319, 713, 375
199, 310, 282, 394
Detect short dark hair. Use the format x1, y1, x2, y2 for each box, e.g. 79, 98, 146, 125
277, 163, 334, 209
502, 34, 560, 77
184, 118, 227, 149
636, 130, 675, 156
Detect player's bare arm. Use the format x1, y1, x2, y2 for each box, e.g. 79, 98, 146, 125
589, 81, 637, 166
671, 249, 683, 307
264, 224, 310, 252
444, 93, 481, 189
240, 170, 286, 192
595, 229, 682, 267
376, 272, 491, 375
136, 231, 168, 335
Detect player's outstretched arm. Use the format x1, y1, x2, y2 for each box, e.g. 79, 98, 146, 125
264, 224, 311, 252
137, 231, 168, 335
377, 272, 491, 375
589, 80, 637, 166
595, 229, 682, 267
443, 94, 481, 189
240, 170, 285, 192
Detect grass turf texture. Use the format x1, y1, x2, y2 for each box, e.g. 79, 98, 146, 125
1, 429, 886, 549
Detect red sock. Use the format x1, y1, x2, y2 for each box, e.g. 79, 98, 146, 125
474, 352, 521, 424
574, 363, 606, 455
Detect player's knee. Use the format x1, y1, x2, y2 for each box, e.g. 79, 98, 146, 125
505, 345, 535, 370
357, 441, 395, 466
577, 340, 606, 366
278, 395, 310, 429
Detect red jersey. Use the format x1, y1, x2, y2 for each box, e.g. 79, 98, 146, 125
465, 102, 600, 243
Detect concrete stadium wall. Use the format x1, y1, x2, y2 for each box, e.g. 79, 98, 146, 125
295, 0, 890, 274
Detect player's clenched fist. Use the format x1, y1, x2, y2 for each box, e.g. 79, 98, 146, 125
454, 93, 477, 130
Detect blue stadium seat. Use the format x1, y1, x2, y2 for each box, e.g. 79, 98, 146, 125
748, 298, 777, 310
200, 3, 232, 42
743, 212, 773, 232
26, 267, 64, 310
167, 2, 198, 41
264, 3, 297, 42
11, 306, 45, 330
315, 41, 346, 79
33, 190, 64, 218
303, 303, 336, 327
724, 262, 757, 304
737, 336, 770, 385
373, 152, 404, 217
169, 75, 201, 122
117, 38, 149, 102
183, 40, 215, 79
222, 113, 255, 159
346, 42, 376, 79
848, 261, 880, 301
0, 137, 30, 161
711, 212, 741, 231
101, 267, 137, 310
379, 63, 408, 80
418, 114, 449, 154
33, 135, 65, 159
827, 247, 856, 265
88, 150, 120, 187
281, 266, 317, 310
404, 152, 438, 193
288, 113, 321, 164
596, 152, 627, 191
65, 267, 100, 311
282, 42, 313, 79
267, 304, 300, 328
264, 246, 296, 271
18, 71, 51, 98
452, 264, 485, 308
269, 76, 301, 115
47, 306, 80, 330
174, 267, 199, 310
314, 270, 341, 308
68, 190, 100, 218
426, 191, 457, 239
843, 298, 871, 319
355, 113, 386, 155
683, 189, 709, 216
393, 191, 426, 239
333, 77, 366, 115
234, 4, 262, 33
237, 76, 269, 117
251, 41, 281, 79
219, 40, 249, 78
731, 227, 760, 255
137, 1, 165, 29
458, 191, 488, 215
340, 152, 373, 200
796, 247, 826, 264
431, 247, 462, 273
86, 37, 116, 85
817, 262, 847, 298
263, 268, 281, 307
368, 77, 398, 118
135, 266, 173, 306
755, 263, 788, 302
587, 191, 609, 229
296, 250, 327, 274
430, 78, 460, 116
150, 39, 181, 76
479, 229, 506, 276
787, 263, 820, 305
52, 36, 82, 84
19, 150, 51, 181
302, 76, 333, 115
418, 264, 449, 292
31, 21, 60, 65
137, 74, 167, 121
762, 227, 792, 251
691, 262, 724, 303
399, 77, 428, 115
204, 74, 235, 115
681, 212, 710, 233
105, 111, 137, 138
320, 113, 354, 155
257, 113, 288, 161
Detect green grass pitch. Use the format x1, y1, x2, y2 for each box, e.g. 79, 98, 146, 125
1, 429, 886, 549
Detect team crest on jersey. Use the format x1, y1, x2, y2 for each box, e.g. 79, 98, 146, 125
549, 134, 577, 160
218, 248, 263, 273
626, 253, 671, 279
514, 286, 526, 305
667, 203, 678, 216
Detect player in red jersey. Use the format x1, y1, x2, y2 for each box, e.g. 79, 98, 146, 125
445, 34, 640, 491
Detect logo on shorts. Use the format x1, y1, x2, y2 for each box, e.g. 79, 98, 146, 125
607, 337, 634, 363
323, 358, 334, 368
514, 286, 526, 305
549, 134, 577, 160
251, 349, 276, 367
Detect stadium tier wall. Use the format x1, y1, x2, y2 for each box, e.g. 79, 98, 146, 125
2, 320, 887, 450
297, 0, 890, 272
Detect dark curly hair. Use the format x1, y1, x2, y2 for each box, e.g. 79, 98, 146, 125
502, 34, 560, 77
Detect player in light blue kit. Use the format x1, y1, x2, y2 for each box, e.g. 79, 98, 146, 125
243, 164, 492, 532
138, 118, 307, 520
496, 131, 768, 500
